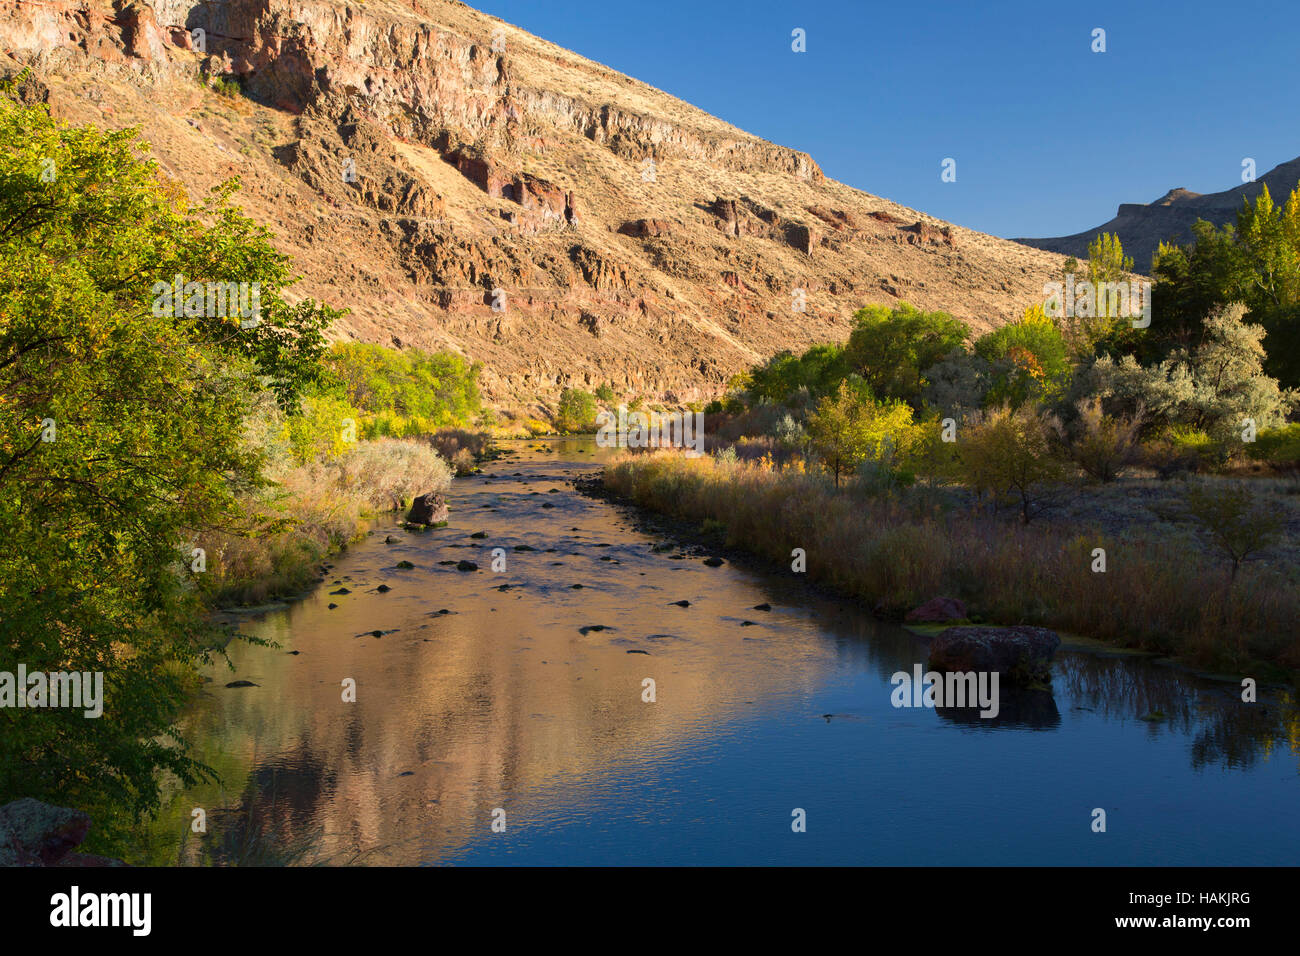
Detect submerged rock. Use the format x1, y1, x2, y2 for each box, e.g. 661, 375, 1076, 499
927, 626, 1060, 683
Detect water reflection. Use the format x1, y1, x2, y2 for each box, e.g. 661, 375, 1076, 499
157, 439, 1299, 865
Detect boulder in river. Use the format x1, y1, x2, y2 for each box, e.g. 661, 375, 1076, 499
407, 493, 449, 526
905, 596, 969, 624
927, 625, 1060, 684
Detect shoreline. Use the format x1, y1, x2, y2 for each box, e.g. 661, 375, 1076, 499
582, 461, 1299, 687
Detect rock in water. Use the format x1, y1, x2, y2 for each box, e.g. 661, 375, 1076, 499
407, 493, 449, 526
905, 596, 969, 624
927, 626, 1060, 683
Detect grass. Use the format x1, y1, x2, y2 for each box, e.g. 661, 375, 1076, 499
602, 452, 1300, 678
195, 437, 455, 606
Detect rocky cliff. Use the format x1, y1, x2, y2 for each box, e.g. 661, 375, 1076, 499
1018, 157, 1300, 271
2, 0, 1071, 404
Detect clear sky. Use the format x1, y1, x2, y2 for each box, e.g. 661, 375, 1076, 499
471, 0, 1300, 240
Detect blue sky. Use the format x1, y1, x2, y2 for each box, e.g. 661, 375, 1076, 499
472, 0, 1300, 240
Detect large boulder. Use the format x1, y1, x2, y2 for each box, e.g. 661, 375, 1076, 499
905, 596, 968, 624
406, 492, 448, 526
928, 625, 1060, 684
0, 798, 124, 866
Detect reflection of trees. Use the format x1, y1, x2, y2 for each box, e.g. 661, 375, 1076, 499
1190, 689, 1299, 773
1059, 654, 1198, 730
1061, 654, 1299, 772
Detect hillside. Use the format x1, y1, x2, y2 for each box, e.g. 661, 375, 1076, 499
2, 0, 1073, 405
1018, 157, 1300, 271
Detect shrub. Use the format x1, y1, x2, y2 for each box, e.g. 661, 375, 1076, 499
555, 387, 598, 432
427, 427, 493, 465
1247, 423, 1300, 465
1057, 398, 1143, 482
334, 438, 452, 511
1075, 303, 1296, 444
957, 406, 1068, 523
600, 453, 1300, 671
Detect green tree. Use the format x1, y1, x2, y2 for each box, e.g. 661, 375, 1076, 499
807, 381, 915, 488
843, 303, 968, 405
974, 305, 1072, 408
0, 86, 337, 846
555, 388, 598, 432
325, 343, 481, 427
1178, 482, 1284, 628
1144, 184, 1300, 388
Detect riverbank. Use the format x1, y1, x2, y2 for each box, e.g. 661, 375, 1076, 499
197, 430, 499, 607
598, 452, 1300, 681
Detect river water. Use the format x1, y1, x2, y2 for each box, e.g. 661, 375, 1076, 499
163, 438, 1300, 865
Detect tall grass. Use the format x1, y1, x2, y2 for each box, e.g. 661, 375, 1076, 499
196, 438, 452, 605
603, 453, 1300, 674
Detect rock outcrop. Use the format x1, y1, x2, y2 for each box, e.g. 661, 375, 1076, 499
0, 0, 1074, 405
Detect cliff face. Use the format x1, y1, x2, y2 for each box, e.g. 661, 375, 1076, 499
3, 0, 1071, 404
1018, 158, 1300, 271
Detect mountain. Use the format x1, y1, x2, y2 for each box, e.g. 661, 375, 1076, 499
1017, 157, 1300, 272
2, 0, 1072, 406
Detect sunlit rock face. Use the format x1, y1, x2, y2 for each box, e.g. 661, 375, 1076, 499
2, 0, 1072, 405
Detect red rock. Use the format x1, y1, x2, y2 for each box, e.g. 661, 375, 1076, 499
905, 596, 968, 623
619, 218, 672, 238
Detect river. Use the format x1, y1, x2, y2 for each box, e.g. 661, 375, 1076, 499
159, 438, 1300, 865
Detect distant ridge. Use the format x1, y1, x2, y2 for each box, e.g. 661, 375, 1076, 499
1017, 158, 1300, 271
